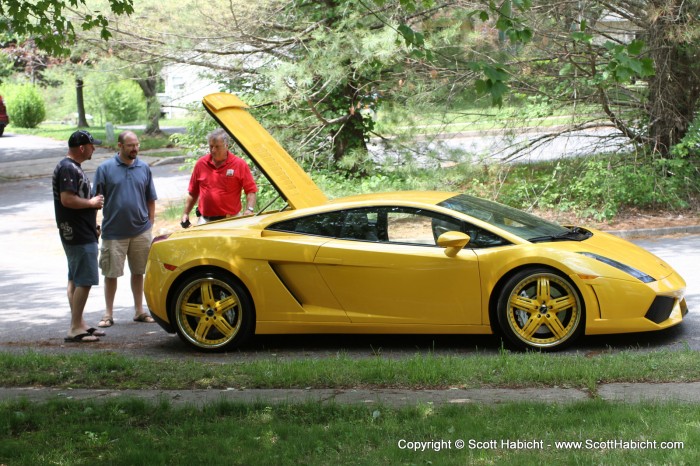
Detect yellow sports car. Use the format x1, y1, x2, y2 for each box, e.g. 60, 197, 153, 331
144, 93, 688, 352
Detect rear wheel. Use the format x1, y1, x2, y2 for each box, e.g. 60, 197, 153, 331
171, 271, 254, 351
496, 268, 583, 350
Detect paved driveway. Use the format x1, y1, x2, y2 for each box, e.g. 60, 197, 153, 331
0, 155, 192, 356
0, 132, 70, 162
0, 165, 697, 359
0, 134, 698, 359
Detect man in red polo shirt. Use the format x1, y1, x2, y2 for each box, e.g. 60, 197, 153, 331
181, 128, 258, 225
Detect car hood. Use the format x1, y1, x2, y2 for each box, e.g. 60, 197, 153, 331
576, 229, 677, 280
202, 93, 328, 210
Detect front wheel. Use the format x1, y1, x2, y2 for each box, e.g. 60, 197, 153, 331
171, 271, 255, 351
496, 268, 584, 351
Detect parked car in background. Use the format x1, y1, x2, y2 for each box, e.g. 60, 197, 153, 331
0, 95, 8, 136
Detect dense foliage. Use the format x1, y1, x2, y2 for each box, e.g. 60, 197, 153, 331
70, 1, 699, 167
0, 0, 134, 55
2, 0, 699, 217
102, 80, 146, 123
2, 83, 45, 127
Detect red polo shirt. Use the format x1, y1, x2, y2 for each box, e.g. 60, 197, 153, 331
188, 152, 258, 216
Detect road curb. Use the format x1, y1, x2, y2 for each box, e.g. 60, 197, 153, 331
0, 149, 184, 181
606, 225, 700, 238
4, 382, 700, 406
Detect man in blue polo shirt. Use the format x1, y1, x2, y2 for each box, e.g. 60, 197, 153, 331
93, 130, 158, 328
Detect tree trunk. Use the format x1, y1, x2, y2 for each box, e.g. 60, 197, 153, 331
136, 75, 162, 135
329, 82, 369, 164
76, 78, 89, 127
645, 1, 700, 156
331, 112, 368, 163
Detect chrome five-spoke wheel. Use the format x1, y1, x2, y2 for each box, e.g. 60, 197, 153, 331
497, 268, 584, 350
172, 271, 254, 351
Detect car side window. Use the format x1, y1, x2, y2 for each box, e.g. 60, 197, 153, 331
339, 207, 464, 246
268, 208, 382, 241
382, 207, 509, 248
386, 211, 433, 245
339, 210, 380, 241
266, 206, 509, 248
268, 211, 344, 237
384, 207, 461, 246
462, 222, 510, 248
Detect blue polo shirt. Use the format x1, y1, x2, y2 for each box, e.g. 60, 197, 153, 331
93, 154, 158, 240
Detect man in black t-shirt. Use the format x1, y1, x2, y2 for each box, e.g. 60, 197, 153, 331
53, 130, 105, 342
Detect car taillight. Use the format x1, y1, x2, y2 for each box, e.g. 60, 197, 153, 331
151, 233, 172, 245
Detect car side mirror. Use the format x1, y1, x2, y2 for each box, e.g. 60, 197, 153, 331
437, 231, 470, 257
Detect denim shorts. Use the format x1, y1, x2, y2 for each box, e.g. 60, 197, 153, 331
63, 242, 99, 287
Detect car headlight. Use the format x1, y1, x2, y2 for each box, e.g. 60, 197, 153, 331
577, 252, 655, 283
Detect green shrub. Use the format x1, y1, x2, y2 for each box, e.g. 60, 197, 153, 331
102, 80, 146, 123
0, 51, 13, 80
6, 84, 46, 128
493, 152, 699, 221
671, 115, 700, 159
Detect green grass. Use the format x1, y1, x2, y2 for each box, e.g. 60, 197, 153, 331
3, 348, 700, 464
2, 349, 699, 392
159, 117, 195, 127
0, 398, 696, 465
6, 123, 181, 152
159, 199, 187, 221
2, 105, 699, 463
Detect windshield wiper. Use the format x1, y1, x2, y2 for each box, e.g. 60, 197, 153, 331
528, 227, 591, 243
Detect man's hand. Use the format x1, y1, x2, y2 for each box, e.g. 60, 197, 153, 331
90, 194, 104, 210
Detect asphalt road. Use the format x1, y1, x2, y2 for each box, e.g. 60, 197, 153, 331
0, 134, 698, 360
369, 126, 629, 165
0, 131, 69, 162
0, 126, 186, 163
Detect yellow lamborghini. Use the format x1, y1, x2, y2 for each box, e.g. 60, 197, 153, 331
144, 93, 688, 352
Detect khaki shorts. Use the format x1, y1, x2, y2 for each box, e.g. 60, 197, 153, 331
99, 229, 152, 278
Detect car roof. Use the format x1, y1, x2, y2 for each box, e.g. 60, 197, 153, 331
327, 190, 457, 206
202, 93, 328, 210
256, 191, 465, 227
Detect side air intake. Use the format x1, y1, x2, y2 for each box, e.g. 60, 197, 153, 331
645, 296, 675, 324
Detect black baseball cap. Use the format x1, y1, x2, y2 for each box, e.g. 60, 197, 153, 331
68, 130, 102, 147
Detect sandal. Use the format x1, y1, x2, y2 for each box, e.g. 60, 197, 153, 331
87, 327, 106, 337
133, 313, 155, 323
98, 316, 114, 328
64, 333, 100, 343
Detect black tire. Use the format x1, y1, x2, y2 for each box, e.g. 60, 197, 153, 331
496, 267, 584, 351
0, 126, 4, 137
171, 271, 255, 351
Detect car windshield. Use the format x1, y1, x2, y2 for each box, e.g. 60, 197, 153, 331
438, 194, 571, 241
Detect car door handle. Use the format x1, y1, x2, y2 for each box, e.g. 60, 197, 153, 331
316, 257, 342, 265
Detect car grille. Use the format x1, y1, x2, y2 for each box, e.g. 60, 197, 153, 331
644, 296, 676, 324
